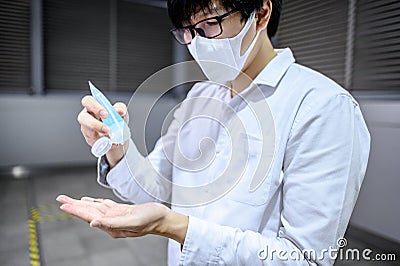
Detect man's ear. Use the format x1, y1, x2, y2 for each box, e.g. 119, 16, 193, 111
256, 0, 272, 31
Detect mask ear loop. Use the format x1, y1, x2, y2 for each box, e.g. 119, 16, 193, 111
238, 12, 259, 58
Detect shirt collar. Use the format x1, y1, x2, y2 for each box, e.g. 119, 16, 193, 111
224, 48, 295, 107
253, 48, 295, 87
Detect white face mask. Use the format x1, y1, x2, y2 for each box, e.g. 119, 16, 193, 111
187, 11, 260, 85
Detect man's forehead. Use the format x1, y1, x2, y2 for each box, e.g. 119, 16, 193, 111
191, 3, 226, 23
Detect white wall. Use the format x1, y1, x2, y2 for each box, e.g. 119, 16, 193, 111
1, 94, 399, 243
350, 99, 400, 243
0, 93, 178, 167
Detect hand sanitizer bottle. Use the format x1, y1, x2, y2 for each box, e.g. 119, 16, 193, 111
88, 81, 131, 157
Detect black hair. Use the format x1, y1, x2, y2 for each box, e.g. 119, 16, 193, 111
167, 0, 282, 38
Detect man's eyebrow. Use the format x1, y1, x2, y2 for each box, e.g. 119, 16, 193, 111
187, 7, 226, 26
197, 7, 225, 17
209, 8, 226, 16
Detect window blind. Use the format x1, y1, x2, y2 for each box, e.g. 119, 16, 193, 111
43, 0, 173, 93
277, 0, 348, 88
0, 0, 31, 92
117, 2, 173, 93
352, 0, 400, 91
43, 0, 110, 91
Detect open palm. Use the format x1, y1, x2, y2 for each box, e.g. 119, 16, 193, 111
56, 195, 169, 238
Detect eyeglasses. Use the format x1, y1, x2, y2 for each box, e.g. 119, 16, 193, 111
170, 9, 239, 45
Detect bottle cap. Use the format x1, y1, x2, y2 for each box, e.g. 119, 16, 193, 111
91, 137, 112, 158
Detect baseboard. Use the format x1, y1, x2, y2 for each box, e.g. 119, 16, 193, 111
0, 164, 96, 179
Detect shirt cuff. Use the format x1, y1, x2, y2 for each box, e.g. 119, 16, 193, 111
96, 139, 142, 189
97, 155, 111, 188
180, 216, 223, 265
106, 139, 142, 182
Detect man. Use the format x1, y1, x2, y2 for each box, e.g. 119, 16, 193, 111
57, 0, 371, 265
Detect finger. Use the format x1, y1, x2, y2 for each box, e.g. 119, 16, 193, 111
80, 127, 101, 147
91, 213, 125, 229
56, 195, 74, 204
76, 198, 109, 214
60, 204, 98, 223
81, 95, 108, 119
90, 219, 102, 228
60, 199, 105, 221
81, 197, 116, 209
85, 136, 98, 147
81, 126, 99, 139
114, 102, 129, 124
78, 112, 109, 134
57, 195, 92, 206
113, 102, 127, 117
81, 196, 96, 202
102, 199, 117, 208
90, 216, 119, 230
81, 197, 110, 204
83, 108, 100, 121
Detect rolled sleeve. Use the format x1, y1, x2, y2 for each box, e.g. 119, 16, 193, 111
105, 139, 144, 187
180, 216, 309, 265
180, 216, 223, 265
96, 139, 141, 188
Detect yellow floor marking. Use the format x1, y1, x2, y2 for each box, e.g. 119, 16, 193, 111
28, 204, 73, 266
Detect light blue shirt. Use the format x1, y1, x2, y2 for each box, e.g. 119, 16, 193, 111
98, 48, 370, 265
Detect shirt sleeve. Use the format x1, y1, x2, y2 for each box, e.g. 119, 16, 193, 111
179, 93, 371, 265
96, 101, 185, 204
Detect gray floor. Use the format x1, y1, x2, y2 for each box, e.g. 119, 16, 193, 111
0, 168, 167, 266
0, 168, 398, 266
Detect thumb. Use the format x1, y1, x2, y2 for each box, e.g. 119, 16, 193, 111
90, 219, 102, 228
90, 216, 122, 230
113, 102, 128, 118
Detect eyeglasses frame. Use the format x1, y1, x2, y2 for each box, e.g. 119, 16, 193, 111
170, 9, 239, 44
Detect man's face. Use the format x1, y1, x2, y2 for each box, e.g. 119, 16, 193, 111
188, 0, 258, 56
189, 1, 245, 39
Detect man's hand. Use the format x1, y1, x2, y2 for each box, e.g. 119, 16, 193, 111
56, 195, 188, 244
77, 96, 129, 167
